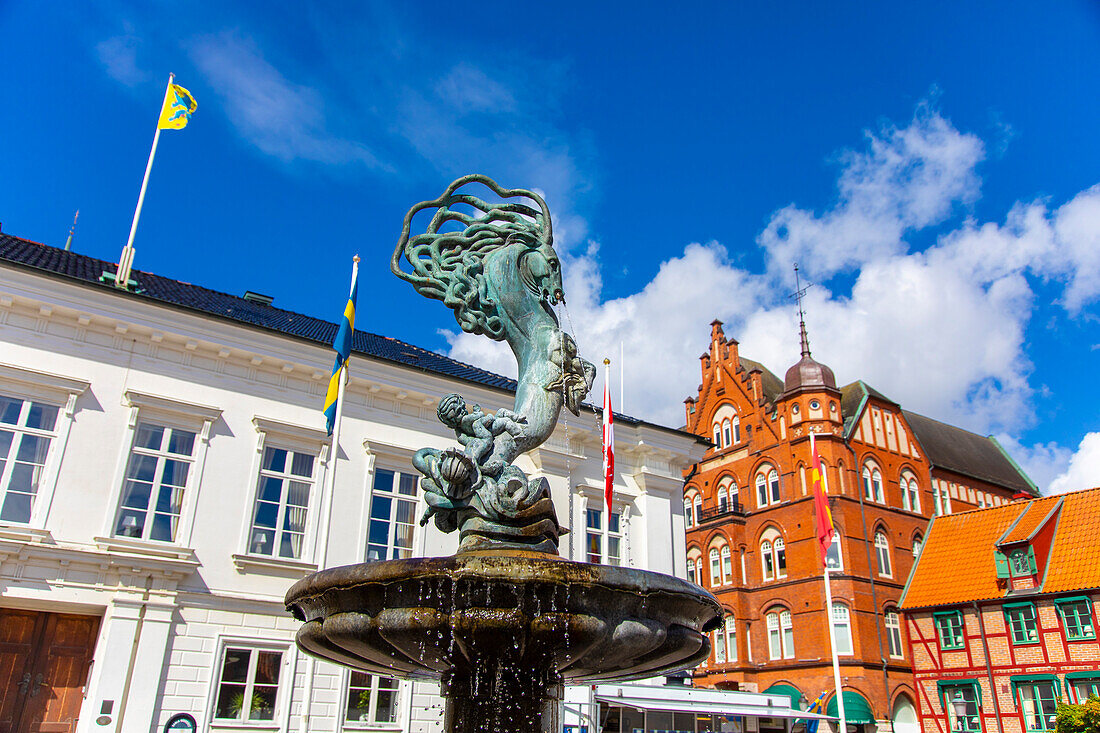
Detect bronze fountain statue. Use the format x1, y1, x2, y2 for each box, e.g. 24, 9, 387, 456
286, 175, 720, 732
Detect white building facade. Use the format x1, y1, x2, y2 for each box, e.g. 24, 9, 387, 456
0, 234, 704, 733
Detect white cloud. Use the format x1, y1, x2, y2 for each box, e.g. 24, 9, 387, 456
992, 434, 1071, 494
96, 31, 148, 87
1048, 432, 1100, 494
434, 64, 516, 114
442, 102, 1099, 484
759, 103, 985, 282
189, 33, 385, 168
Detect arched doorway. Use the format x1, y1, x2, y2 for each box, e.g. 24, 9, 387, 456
891, 695, 919, 733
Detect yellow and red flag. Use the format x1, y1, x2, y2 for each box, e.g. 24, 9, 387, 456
811, 433, 835, 562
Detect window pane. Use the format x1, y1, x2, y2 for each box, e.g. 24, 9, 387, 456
0, 491, 33, 523
214, 683, 248, 719
126, 454, 159, 483
398, 472, 418, 496
0, 396, 21, 424
0, 429, 13, 458
15, 434, 50, 464
373, 469, 394, 494
587, 508, 601, 530
370, 495, 392, 521
253, 501, 279, 529
166, 429, 196, 456
220, 649, 252, 682
346, 672, 373, 721
251, 684, 278, 720
257, 475, 283, 503
263, 447, 288, 473
160, 459, 190, 488
251, 528, 275, 555
115, 508, 145, 537
375, 685, 399, 723
135, 424, 164, 450
254, 651, 282, 684
8, 462, 41, 494
609, 512, 620, 533
290, 452, 315, 478
286, 481, 310, 508
119, 479, 153, 510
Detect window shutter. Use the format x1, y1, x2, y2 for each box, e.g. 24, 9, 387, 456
1027, 546, 1037, 574
994, 551, 1010, 579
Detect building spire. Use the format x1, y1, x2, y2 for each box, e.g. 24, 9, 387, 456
792, 263, 812, 357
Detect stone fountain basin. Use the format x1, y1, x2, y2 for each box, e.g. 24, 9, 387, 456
285, 551, 721, 684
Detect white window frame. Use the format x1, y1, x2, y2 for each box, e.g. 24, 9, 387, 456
0, 364, 88, 531
685, 498, 694, 527
367, 465, 422, 563
693, 495, 703, 525
724, 615, 737, 662
912, 534, 923, 557
709, 548, 721, 587
831, 603, 853, 656
718, 488, 728, 512
686, 558, 696, 585
825, 532, 844, 572
901, 473, 921, 512
774, 537, 787, 579
342, 667, 403, 728
234, 417, 329, 571
875, 530, 893, 577
722, 419, 732, 448
206, 636, 292, 727
761, 540, 774, 581
885, 609, 904, 658
721, 545, 733, 584
756, 466, 780, 508
731, 415, 741, 444
863, 465, 884, 503
767, 609, 794, 660
101, 390, 221, 549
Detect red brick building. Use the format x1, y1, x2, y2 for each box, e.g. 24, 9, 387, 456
682, 319, 1036, 733
899, 487, 1100, 733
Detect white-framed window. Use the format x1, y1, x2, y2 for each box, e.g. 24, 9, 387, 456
114, 422, 197, 542
722, 419, 732, 448
731, 415, 741, 444
685, 498, 694, 527
712, 404, 740, 449
902, 473, 921, 512
863, 465, 884, 503
774, 537, 787, 578
761, 540, 774, 581
709, 548, 721, 587
755, 467, 780, 508
687, 558, 697, 585
831, 603, 853, 655
212, 645, 284, 722
721, 545, 732, 584
718, 489, 728, 513
912, 534, 923, 557
713, 423, 722, 448
0, 395, 59, 524
875, 530, 893, 577
248, 447, 317, 559
586, 507, 623, 565
767, 609, 794, 660
886, 608, 904, 658
0, 365, 88, 529
107, 391, 220, 547
693, 495, 703, 525
367, 468, 418, 562
825, 532, 843, 572
714, 615, 736, 663
344, 671, 400, 725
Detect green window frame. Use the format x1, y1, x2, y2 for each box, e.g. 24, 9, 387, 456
935, 610, 965, 650
1004, 603, 1040, 645
937, 680, 981, 733
1055, 597, 1096, 641
1011, 676, 1060, 733
1066, 672, 1100, 703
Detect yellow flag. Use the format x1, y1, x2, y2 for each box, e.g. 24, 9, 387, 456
157, 84, 197, 130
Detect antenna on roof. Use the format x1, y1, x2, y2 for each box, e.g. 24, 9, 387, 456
789, 263, 813, 357
64, 210, 79, 252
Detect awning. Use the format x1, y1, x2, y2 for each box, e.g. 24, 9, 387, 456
594, 684, 833, 720
826, 691, 875, 725
764, 684, 805, 712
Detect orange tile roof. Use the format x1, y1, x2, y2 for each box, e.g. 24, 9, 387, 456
1045, 487, 1100, 594
900, 487, 1100, 609
998, 496, 1060, 544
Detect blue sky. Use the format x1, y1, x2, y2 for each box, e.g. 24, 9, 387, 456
2, 2, 1099, 492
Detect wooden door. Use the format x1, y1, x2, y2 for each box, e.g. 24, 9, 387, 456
0, 610, 99, 733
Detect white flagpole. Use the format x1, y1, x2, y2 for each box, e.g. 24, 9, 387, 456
302, 255, 358, 733
619, 341, 624, 415
823, 565, 848, 733
116, 73, 174, 288
603, 358, 612, 565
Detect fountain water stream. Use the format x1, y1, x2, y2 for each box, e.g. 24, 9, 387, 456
285, 176, 720, 732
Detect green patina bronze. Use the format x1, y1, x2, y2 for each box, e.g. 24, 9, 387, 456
390, 174, 595, 554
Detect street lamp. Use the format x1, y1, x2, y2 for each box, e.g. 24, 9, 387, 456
950, 692, 969, 732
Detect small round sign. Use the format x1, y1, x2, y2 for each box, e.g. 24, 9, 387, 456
164, 714, 197, 733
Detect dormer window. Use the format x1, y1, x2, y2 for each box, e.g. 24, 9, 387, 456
995, 546, 1037, 578
809, 399, 820, 410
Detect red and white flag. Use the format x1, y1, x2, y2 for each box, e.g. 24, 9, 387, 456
602, 360, 615, 512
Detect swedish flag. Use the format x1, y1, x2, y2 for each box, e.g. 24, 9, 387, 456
805, 691, 828, 733
323, 264, 358, 435
157, 84, 197, 130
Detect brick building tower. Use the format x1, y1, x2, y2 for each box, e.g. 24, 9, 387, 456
682, 318, 1037, 733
